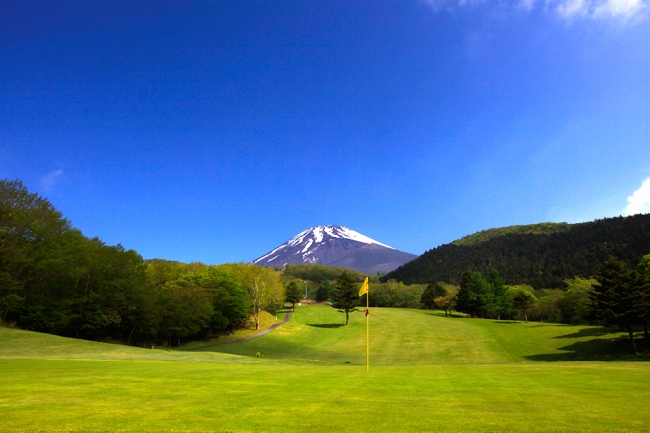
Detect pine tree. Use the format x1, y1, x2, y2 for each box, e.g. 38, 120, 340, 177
468, 272, 490, 318
455, 268, 474, 317
487, 269, 511, 320
284, 281, 303, 308
332, 271, 360, 325
591, 256, 642, 353
316, 280, 333, 302
637, 254, 650, 339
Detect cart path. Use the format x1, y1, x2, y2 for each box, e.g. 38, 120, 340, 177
182, 307, 293, 351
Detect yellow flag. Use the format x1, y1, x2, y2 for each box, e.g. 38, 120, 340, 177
359, 276, 369, 297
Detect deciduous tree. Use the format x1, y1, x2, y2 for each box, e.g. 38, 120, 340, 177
509, 286, 537, 323
217, 263, 284, 331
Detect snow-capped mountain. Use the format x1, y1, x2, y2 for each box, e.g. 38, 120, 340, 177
252, 225, 418, 274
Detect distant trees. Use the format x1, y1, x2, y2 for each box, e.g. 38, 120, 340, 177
509, 287, 537, 323
560, 278, 595, 323
0, 179, 152, 341
368, 280, 425, 309
332, 271, 360, 325
454, 269, 514, 320
0, 179, 288, 346
217, 263, 284, 331
638, 254, 650, 281
421, 283, 447, 310
316, 280, 333, 302
282, 264, 369, 284
383, 215, 650, 289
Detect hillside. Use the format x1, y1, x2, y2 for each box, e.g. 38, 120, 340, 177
384, 214, 650, 288
451, 222, 571, 246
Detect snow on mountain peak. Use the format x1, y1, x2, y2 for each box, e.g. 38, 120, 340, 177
251, 225, 418, 273
251, 225, 394, 266
288, 225, 393, 250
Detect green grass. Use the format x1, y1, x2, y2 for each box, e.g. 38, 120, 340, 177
2, 306, 650, 432
180, 310, 283, 349
205, 305, 650, 364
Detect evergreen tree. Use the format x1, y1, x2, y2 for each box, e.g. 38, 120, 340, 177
487, 269, 511, 320
468, 272, 490, 318
637, 254, 650, 339
455, 268, 474, 316
632, 271, 650, 339
316, 280, 333, 302
332, 271, 360, 325
284, 281, 303, 308
590, 256, 642, 353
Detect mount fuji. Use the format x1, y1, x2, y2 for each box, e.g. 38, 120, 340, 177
252, 225, 418, 274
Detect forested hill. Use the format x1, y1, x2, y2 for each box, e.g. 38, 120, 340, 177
451, 222, 571, 246
384, 214, 650, 289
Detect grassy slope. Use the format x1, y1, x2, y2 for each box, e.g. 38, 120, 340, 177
180, 310, 282, 349
204, 306, 511, 365
2, 306, 650, 432
206, 305, 650, 363
0, 310, 287, 365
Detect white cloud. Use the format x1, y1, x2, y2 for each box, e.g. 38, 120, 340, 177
556, 0, 589, 19
421, 0, 649, 22
624, 177, 650, 216
40, 169, 64, 192
593, 0, 647, 20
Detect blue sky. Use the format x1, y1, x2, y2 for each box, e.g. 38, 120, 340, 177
2, 0, 649, 263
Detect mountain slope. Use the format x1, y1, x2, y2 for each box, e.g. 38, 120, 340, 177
252, 225, 417, 274
384, 214, 650, 288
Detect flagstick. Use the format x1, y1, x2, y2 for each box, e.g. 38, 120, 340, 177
366, 290, 369, 372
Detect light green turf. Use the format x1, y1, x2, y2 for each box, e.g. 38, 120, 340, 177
414, 310, 650, 362
0, 326, 280, 364
1, 359, 649, 432
204, 305, 649, 364
204, 306, 511, 364
1, 306, 650, 432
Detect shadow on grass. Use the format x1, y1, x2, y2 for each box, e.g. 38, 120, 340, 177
525, 334, 650, 361
419, 310, 469, 319
306, 324, 345, 329
553, 326, 622, 339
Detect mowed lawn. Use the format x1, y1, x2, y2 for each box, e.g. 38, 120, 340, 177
206, 305, 650, 364
1, 306, 650, 432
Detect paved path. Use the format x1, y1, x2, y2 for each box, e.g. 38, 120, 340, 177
183, 308, 293, 351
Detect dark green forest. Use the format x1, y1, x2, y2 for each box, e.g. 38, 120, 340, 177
384, 214, 650, 288
0, 179, 283, 346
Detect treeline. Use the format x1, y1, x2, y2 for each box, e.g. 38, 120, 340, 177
280, 264, 374, 285
279, 263, 377, 304
0, 179, 283, 346
447, 255, 650, 352
279, 263, 427, 308
384, 214, 650, 288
